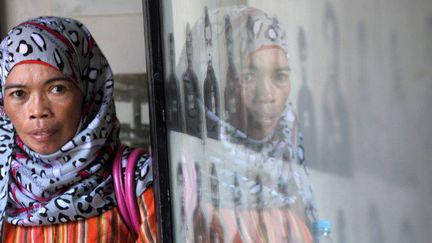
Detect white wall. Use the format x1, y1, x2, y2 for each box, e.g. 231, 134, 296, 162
2, 0, 146, 74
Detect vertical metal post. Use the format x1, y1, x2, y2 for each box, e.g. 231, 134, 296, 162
142, 0, 173, 242
0, 0, 6, 39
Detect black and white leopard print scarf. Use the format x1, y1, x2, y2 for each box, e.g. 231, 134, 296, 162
0, 16, 151, 233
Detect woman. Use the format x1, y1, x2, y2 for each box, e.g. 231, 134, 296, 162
174, 6, 317, 242
0, 17, 155, 242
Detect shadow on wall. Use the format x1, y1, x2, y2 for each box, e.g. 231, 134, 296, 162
337, 209, 348, 243
399, 218, 417, 243
421, 213, 432, 243
385, 31, 419, 187
353, 20, 377, 176
368, 204, 385, 243
319, 1, 353, 177
428, 17, 432, 63
425, 17, 432, 196
297, 26, 319, 170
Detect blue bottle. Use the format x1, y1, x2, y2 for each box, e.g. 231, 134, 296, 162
313, 220, 334, 243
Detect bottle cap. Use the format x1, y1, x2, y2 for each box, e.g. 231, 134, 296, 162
313, 220, 332, 232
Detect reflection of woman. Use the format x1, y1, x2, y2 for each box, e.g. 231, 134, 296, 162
238, 31, 291, 141
0, 17, 155, 241
177, 6, 317, 242
229, 6, 317, 237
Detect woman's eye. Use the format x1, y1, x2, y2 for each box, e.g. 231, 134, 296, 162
11, 90, 25, 99
273, 73, 289, 84
51, 85, 66, 94
240, 72, 256, 86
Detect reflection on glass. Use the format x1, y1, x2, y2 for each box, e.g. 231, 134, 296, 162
203, 7, 222, 140
389, 32, 404, 102
277, 173, 294, 242
153, 1, 432, 242
356, 21, 369, 99
232, 172, 245, 242
427, 17, 432, 62
399, 219, 417, 243
209, 164, 224, 242
368, 205, 385, 243
320, 1, 353, 176
386, 31, 418, 187
297, 26, 318, 169
224, 14, 244, 136
354, 20, 377, 175
192, 162, 208, 242
254, 175, 269, 242
167, 5, 317, 242
183, 24, 203, 139
337, 209, 348, 243
421, 214, 432, 243
425, 18, 432, 176
176, 162, 189, 241
166, 33, 183, 132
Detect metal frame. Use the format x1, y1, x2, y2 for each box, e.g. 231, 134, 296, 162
142, 0, 173, 242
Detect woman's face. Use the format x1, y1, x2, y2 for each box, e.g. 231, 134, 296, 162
4, 63, 83, 154
240, 48, 291, 139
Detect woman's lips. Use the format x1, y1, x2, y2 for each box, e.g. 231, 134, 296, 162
254, 114, 277, 126
28, 129, 56, 142
251, 106, 278, 125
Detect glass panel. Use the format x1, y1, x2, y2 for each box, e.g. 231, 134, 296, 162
154, 0, 432, 242
162, 3, 317, 242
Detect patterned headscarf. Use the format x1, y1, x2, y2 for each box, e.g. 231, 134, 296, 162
0, 17, 151, 232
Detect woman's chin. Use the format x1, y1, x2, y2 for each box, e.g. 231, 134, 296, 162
247, 120, 278, 140
27, 143, 60, 155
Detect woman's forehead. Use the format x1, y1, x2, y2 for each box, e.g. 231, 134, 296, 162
5, 63, 66, 86
242, 47, 289, 70
8, 62, 61, 76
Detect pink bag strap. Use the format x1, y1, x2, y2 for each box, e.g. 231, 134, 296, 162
112, 145, 145, 238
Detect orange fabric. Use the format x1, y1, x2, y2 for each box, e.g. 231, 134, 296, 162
198, 205, 313, 243
3, 186, 157, 243
136, 187, 157, 243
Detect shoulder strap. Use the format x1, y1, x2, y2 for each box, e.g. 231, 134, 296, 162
113, 145, 145, 238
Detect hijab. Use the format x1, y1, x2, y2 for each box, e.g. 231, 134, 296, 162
0, 16, 152, 231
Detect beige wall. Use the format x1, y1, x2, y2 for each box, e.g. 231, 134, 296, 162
1, 0, 146, 74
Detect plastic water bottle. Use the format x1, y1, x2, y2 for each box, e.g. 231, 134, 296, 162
313, 220, 334, 243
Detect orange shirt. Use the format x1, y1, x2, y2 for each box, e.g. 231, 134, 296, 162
3, 187, 157, 243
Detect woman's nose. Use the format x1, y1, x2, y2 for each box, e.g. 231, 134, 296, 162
28, 95, 51, 119
255, 77, 274, 102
